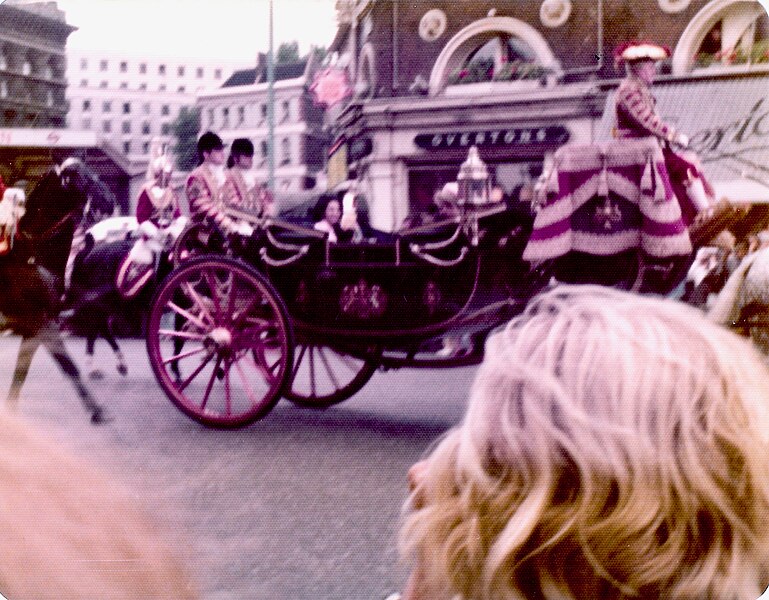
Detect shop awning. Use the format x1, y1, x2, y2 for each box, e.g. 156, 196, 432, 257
597, 73, 769, 202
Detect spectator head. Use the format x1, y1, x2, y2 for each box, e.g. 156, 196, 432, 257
401, 285, 769, 600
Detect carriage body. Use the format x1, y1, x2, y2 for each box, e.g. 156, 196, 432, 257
259, 203, 532, 341
146, 198, 539, 428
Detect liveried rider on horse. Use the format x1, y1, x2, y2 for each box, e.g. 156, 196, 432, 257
523, 40, 714, 291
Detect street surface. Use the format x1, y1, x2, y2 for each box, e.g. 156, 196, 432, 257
0, 335, 475, 600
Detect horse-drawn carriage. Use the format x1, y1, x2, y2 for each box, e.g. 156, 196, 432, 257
144, 140, 723, 428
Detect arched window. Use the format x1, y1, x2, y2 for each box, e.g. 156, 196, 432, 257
429, 17, 559, 95
447, 33, 540, 85
673, 0, 769, 73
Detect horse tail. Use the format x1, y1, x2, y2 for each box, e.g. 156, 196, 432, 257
708, 252, 759, 325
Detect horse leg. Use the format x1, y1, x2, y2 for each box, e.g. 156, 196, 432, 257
103, 317, 127, 376
7, 335, 41, 411
38, 322, 110, 424
84, 329, 103, 380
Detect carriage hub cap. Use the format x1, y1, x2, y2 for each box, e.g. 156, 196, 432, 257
208, 327, 232, 347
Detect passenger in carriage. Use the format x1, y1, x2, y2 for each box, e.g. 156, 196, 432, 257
614, 40, 714, 224
312, 193, 360, 243
222, 137, 276, 218
186, 131, 249, 236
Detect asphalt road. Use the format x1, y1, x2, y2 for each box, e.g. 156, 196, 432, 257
0, 335, 476, 600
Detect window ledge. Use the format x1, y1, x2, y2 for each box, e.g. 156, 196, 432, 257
443, 79, 544, 96
689, 63, 769, 75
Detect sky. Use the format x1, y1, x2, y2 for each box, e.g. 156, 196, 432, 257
50, 0, 339, 63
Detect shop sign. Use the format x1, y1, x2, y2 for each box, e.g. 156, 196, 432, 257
414, 126, 569, 150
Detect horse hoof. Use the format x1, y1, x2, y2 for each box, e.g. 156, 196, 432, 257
88, 369, 104, 381
91, 407, 113, 424
117, 363, 128, 376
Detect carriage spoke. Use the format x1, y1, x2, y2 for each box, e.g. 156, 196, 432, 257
199, 355, 222, 411
178, 351, 216, 392
226, 273, 240, 324
166, 301, 209, 331
159, 329, 207, 341
182, 282, 215, 326
317, 347, 341, 390
202, 269, 224, 317
309, 348, 316, 397
224, 363, 232, 416
293, 345, 308, 378
162, 345, 207, 365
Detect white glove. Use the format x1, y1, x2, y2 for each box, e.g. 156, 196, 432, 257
236, 221, 254, 237
138, 220, 159, 240
674, 133, 689, 148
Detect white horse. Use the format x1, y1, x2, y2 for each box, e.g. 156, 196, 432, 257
709, 246, 769, 352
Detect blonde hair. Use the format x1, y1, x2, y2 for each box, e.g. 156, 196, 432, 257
401, 285, 769, 600
0, 410, 198, 599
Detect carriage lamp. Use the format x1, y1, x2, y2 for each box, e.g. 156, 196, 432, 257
457, 146, 491, 205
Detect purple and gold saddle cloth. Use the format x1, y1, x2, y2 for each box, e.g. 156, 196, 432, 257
523, 138, 691, 262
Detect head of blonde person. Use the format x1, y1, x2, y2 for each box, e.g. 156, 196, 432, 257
401, 285, 769, 600
0, 409, 198, 599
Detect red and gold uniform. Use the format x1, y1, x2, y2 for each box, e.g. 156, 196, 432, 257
615, 74, 680, 142
185, 164, 236, 231
221, 168, 276, 217
136, 183, 181, 227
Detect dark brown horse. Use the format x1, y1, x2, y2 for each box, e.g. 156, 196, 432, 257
0, 159, 114, 423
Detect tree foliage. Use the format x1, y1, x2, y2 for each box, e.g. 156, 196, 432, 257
171, 106, 201, 171
276, 41, 300, 64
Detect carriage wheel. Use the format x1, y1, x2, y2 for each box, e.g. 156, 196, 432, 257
283, 342, 378, 408
146, 256, 293, 428
173, 221, 227, 268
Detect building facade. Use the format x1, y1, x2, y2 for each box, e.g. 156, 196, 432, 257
0, 1, 131, 205
331, 0, 769, 231
196, 54, 327, 196
66, 51, 249, 161
0, 0, 72, 129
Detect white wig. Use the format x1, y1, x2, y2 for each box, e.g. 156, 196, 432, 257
401, 285, 769, 600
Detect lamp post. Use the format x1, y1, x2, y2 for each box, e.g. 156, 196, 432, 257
267, 0, 275, 192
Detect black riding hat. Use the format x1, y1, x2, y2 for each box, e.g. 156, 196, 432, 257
197, 131, 225, 155
231, 138, 254, 157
